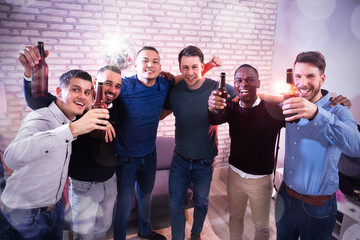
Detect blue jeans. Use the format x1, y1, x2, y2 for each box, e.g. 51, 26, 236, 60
113, 150, 157, 240
168, 152, 214, 240
0, 201, 64, 240
275, 184, 337, 240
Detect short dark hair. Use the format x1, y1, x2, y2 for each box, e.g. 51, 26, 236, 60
234, 64, 259, 79
97, 65, 122, 75
136, 46, 159, 57
178, 45, 204, 64
59, 69, 92, 89
294, 51, 326, 75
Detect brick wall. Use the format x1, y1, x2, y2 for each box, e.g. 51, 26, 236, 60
0, 0, 279, 167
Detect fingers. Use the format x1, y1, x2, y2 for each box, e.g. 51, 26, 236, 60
330, 95, 352, 109
208, 90, 227, 111
211, 56, 223, 67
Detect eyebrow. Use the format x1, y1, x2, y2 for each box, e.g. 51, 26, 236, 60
105, 80, 121, 86
68, 84, 92, 91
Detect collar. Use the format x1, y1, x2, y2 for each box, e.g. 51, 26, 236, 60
49, 101, 72, 124
239, 96, 261, 108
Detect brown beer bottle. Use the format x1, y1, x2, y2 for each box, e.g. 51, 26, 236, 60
31, 41, 48, 98
214, 72, 228, 115
218, 72, 228, 99
91, 82, 107, 138
284, 68, 299, 122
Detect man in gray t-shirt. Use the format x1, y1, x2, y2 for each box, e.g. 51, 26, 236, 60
161, 45, 235, 240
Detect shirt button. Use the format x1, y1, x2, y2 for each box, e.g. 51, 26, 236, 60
65, 140, 69, 143
314, 122, 318, 126
297, 127, 300, 130
292, 156, 294, 159
330, 136, 333, 139
45, 150, 48, 153
289, 171, 292, 174
294, 142, 296, 145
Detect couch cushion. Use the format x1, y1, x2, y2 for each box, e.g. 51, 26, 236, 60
156, 137, 175, 170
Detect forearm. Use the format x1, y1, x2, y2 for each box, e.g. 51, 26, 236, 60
23, 77, 55, 110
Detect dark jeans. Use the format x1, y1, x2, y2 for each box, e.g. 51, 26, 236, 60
275, 184, 337, 240
0, 201, 64, 240
168, 152, 214, 240
113, 150, 157, 240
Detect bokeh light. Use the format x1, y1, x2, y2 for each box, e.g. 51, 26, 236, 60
351, 4, 360, 40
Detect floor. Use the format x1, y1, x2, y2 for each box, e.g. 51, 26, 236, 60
120, 173, 277, 240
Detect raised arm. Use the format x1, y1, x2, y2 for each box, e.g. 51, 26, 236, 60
19, 45, 55, 110
202, 56, 222, 76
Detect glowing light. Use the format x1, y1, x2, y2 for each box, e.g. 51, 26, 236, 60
297, 0, 336, 20
351, 4, 360, 40
102, 30, 135, 70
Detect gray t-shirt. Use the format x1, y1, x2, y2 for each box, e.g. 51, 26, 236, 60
165, 78, 236, 159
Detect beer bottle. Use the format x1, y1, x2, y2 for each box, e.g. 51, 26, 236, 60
284, 68, 299, 122
218, 72, 228, 99
31, 41, 48, 98
214, 72, 228, 115
91, 82, 107, 138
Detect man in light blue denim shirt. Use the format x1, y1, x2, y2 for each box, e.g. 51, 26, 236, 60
275, 51, 360, 240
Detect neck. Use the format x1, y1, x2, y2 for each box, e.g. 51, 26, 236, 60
138, 77, 156, 87
55, 98, 75, 121
240, 95, 258, 108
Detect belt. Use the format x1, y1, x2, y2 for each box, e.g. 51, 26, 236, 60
1, 203, 56, 215
282, 182, 335, 207
175, 152, 204, 162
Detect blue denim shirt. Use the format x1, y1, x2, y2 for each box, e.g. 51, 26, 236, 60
283, 90, 360, 196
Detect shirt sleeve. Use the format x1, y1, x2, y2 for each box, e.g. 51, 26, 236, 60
23, 76, 56, 110
3, 112, 74, 170
315, 105, 360, 157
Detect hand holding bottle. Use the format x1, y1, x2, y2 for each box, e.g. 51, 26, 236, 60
282, 97, 318, 122
208, 90, 230, 112
69, 108, 109, 138
18, 45, 49, 78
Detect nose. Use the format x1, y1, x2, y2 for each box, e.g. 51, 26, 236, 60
295, 76, 307, 87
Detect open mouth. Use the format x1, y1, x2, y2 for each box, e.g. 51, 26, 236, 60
299, 89, 310, 96
106, 93, 115, 99
74, 101, 85, 107
240, 89, 249, 94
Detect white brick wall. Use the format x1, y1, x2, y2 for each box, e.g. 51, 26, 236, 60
0, 0, 279, 167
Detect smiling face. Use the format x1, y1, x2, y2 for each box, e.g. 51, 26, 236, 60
95, 70, 122, 105
179, 55, 205, 90
234, 66, 260, 107
56, 77, 93, 120
293, 62, 325, 103
134, 49, 161, 84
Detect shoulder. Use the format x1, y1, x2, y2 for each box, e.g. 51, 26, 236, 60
204, 78, 219, 89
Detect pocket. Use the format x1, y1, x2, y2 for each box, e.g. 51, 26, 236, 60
7, 213, 36, 231
201, 158, 214, 167
116, 155, 133, 165
302, 200, 333, 218
70, 180, 92, 193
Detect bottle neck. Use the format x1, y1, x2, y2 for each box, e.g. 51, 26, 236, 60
286, 69, 293, 84
220, 76, 226, 89
95, 84, 104, 103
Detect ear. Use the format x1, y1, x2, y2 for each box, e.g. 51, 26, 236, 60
320, 74, 326, 86
257, 79, 261, 89
56, 87, 62, 99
